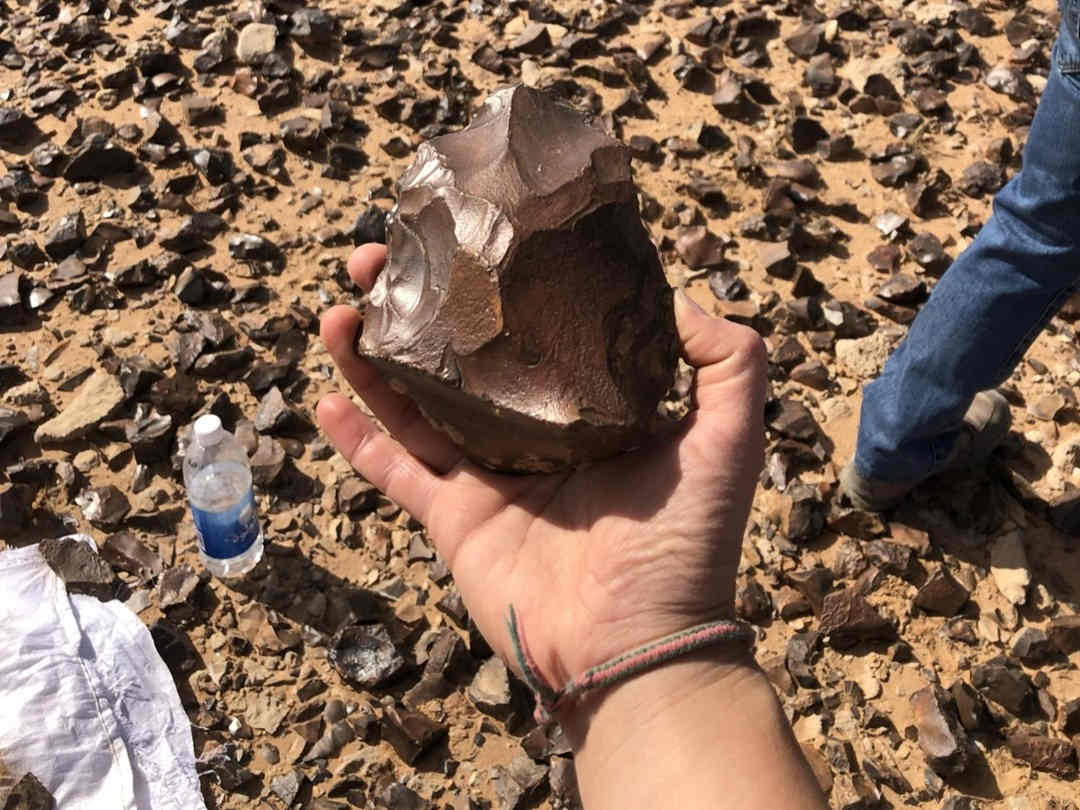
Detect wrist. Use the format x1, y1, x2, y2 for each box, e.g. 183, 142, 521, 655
558, 644, 765, 751
559, 646, 828, 810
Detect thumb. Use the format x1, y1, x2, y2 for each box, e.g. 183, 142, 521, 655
674, 289, 767, 386
673, 289, 768, 459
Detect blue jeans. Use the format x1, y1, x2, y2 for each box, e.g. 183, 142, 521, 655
854, 9, 1080, 485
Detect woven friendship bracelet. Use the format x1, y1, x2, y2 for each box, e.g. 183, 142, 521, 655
506, 604, 756, 725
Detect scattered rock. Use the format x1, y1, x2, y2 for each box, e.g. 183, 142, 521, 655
958, 162, 1005, 198
783, 482, 827, 544
39, 537, 118, 601
75, 485, 131, 529
1028, 392, 1065, 422
1, 771, 55, 809
1007, 729, 1077, 777
971, 656, 1034, 716
736, 577, 773, 623
912, 685, 970, 775
467, 657, 512, 716
44, 212, 85, 261
1047, 615, 1080, 654
1009, 626, 1052, 664
819, 587, 894, 648
835, 331, 894, 379
990, 530, 1030, 605
915, 567, 970, 616
100, 532, 163, 579
985, 64, 1034, 101
380, 704, 446, 764
270, 770, 305, 806
328, 623, 406, 688
766, 398, 819, 441
676, 226, 726, 269
64, 137, 137, 182
34, 370, 126, 443
238, 23, 278, 64
157, 564, 201, 609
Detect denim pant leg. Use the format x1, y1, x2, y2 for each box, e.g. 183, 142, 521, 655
854, 32, 1080, 485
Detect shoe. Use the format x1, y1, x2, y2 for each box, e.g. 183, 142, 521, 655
840, 389, 1012, 512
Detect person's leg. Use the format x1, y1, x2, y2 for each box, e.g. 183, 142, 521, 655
848, 23, 1080, 501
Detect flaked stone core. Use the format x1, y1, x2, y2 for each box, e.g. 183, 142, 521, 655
357, 85, 678, 472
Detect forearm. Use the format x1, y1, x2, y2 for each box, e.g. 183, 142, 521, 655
560, 648, 828, 810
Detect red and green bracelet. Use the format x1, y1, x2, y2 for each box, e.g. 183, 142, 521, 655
506, 604, 756, 724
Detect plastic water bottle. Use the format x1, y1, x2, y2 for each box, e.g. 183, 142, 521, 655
183, 414, 264, 578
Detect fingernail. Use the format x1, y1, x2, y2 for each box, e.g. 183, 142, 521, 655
674, 288, 706, 317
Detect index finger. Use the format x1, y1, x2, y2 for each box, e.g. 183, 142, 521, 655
347, 243, 388, 292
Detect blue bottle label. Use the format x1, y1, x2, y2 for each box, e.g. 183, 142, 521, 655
191, 490, 260, 560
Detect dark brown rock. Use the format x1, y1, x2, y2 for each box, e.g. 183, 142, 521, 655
791, 117, 829, 153
958, 162, 1005, 198
1, 771, 54, 810
788, 567, 832, 615
356, 85, 677, 473
866, 244, 901, 272
181, 95, 220, 126
157, 564, 201, 609
1062, 697, 1080, 735
785, 24, 823, 59
1007, 729, 1078, 777
771, 337, 806, 371
198, 742, 254, 790
125, 404, 174, 462
44, 212, 85, 261
380, 704, 446, 764
759, 241, 795, 278
736, 577, 773, 623
783, 482, 827, 544
1048, 615, 1080, 654
790, 360, 829, 389
0, 485, 31, 535
915, 567, 970, 616
777, 586, 812, 620
806, 55, 837, 97
912, 685, 970, 775
63, 136, 137, 182
0, 109, 41, 148
819, 588, 894, 648
75, 485, 130, 529
786, 631, 819, 688
949, 680, 988, 732
0, 408, 28, 446
864, 540, 913, 576
908, 232, 949, 271
707, 269, 748, 301
766, 398, 818, 441
971, 656, 1033, 716
549, 757, 581, 810
39, 537, 118, 601
875, 274, 926, 306
101, 531, 163, 580
676, 226, 725, 269
871, 151, 920, 187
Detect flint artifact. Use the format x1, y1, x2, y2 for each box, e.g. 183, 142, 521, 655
357, 85, 678, 472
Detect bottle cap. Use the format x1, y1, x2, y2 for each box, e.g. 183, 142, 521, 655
193, 414, 224, 446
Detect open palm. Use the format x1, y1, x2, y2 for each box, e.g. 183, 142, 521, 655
317, 244, 767, 697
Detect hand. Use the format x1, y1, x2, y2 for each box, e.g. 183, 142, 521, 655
317, 243, 767, 706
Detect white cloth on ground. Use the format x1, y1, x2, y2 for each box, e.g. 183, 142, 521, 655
0, 541, 206, 810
